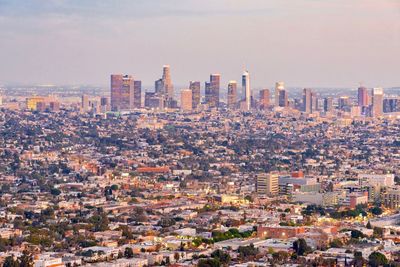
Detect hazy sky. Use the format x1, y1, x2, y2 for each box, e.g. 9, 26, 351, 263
0, 0, 399, 88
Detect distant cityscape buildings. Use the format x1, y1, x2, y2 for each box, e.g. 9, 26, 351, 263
358, 86, 369, 108
110, 74, 134, 111
133, 81, 142, 108
88, 65, 394, 119
189, 81, 201, 110
180, 89, 192, 112
242, 70, 251, 111
205, 74, 220, 109
274, 82, 285, 107
259, 89, 270, 110
227, 81, 238, 110
372, 87, 384, 117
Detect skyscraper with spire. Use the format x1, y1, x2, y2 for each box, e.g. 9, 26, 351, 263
242, 70, 251, 111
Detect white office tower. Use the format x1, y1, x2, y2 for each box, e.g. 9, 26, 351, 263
242, 70, 251, 111
275, 81, 285, 107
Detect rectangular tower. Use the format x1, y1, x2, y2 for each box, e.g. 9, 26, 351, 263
256, 173, 279, 196
111, 74, 134, 111
205, 74, 220, 109
358, 86, 369, 107
259, 89, 270, 110
190, 81, 201, 109
134, 80, 142, 108
302, 88, 312, 113
372, 87, 384, 117
227, 81, 237, 109
181, 89, 193, 112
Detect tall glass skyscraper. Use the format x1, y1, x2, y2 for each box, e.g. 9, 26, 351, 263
162, 65, 174, 100
189, 81, 201, 109
242, 70, 251, 111
275, 82, 285, 107
205, 74, 220, 109
259, 89, 270, 110
134, 80, 142, 108
227, 81, 237, 109
358, 86, 369, 107
111, 74, 134, 111
372, 87, 384, 117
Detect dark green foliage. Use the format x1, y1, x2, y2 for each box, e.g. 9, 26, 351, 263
369, 206, 383, 216
330, 238, 343, 248
238, 243, 259, 259
350, 230, 364, 239
50, 188, 61, 196
293, 238, 311, 256
124, 247, 134, 258
197, 258, 220, 267
89, 212, 109, 232
211, 249, 231, 265
368, 252, 388, 267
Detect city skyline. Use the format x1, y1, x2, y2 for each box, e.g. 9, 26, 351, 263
0, 0, 399, 87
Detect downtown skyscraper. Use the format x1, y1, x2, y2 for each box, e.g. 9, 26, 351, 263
358, 86, 369, 107
154, 65, 175, 108
205, 74, 220, 109
275, 82, 285, 107
259, 89, 270, 110
302, 88, 313, 113
242, 70, 251, 111
189, 81, 201, 110
372, 87, 384, 117
111, 74, 134, 111
227, 81, 237, 109
162, 65, 174, 100
180, 89, 192, 112
134, 80, 142, 108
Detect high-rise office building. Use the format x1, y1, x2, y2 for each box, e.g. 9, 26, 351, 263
162, 65, 173, 100
81, 94, 89, 112
383, 97, 400, 113
323, 97, 333, 112
358, 86, 369, 107
49, 101, 60, 112
338, 96, 350, 111
145, 92, 164, 109
302, 88, 312, 113
311, 92, 318, 112
180, 89, 193, 112
372, 87, 384, 117
275, 82, 285, 107
134, 81, 142, 108
256, 173, 279, 196
111, 74, 134, 111
242, 70, 251, 111
227, 81, 237, 109
205, 74, 220, 109
259, 89, 270, 110
100, 97, 110, 113
278, 89, 288, 107
190, 81, 201, 109
155, 79, 163, 93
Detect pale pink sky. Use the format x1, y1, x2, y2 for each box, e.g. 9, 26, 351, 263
0, 0, 399, 88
